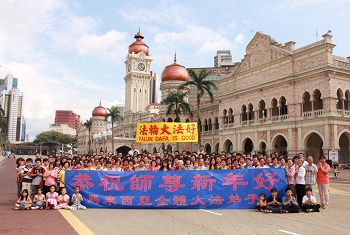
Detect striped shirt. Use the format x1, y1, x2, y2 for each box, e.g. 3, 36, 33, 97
305, 163, 318, 185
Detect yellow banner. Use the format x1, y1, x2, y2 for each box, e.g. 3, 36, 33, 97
136, 122, 198, 143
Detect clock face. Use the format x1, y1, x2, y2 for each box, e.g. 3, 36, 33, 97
138, 63, 145, 71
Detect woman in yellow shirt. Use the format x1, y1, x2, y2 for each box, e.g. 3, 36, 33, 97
59, 162, 70, 193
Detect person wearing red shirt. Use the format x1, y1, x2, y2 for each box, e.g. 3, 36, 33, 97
316, 155, 330, 209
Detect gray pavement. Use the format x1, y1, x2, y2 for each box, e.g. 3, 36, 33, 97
72, 182, 350, 235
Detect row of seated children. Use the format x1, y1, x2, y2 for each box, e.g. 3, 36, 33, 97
256, 187, 320, 213
15, 185, 86, 210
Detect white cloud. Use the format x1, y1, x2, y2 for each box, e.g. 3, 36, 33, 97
77, 30, 129, 61
234, 34, 245, 44
119, 2, 192, 28
154, 25, 235, 53
0, 0, 124, 139
279, 0, 345, 8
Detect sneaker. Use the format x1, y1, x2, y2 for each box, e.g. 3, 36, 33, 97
307, 209, 312, 213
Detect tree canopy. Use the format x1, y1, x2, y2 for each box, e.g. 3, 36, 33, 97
33, 131, 75, 152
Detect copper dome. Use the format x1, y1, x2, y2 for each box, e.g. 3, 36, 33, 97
92, 102, 107, 117
128, 30, 149, 56
161, 54, 189, 82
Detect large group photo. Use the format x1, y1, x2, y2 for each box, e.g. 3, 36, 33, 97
1, 0, 350, 234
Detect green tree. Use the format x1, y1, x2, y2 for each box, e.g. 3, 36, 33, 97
105, 106, 123, 154
0, 106, 7, 133
179, 69, 217, 146
33, 131, 74, 153
83, 119, 93, 154
0, 106, 8, 151
161, 91, 192, 122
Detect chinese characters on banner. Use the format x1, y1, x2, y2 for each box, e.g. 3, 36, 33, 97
135, 122, 198, 143
65, 169, 287, 209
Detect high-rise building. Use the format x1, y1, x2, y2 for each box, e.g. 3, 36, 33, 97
0, 74, 25, 143
54, 110, 80, 131
214, 50, 235, 67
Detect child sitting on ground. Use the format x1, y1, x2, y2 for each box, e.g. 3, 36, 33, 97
14, 189, 32, 210
255, 193, 267, 212
266, 188, 283, 213
55, 187, 71, 209
46, 185, 59, 209
31, 188, 46, 210
302, 188, 321, 212
71, 186, 86, 210
282, 187, 300, 213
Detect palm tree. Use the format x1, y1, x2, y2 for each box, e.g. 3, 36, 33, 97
161, 91, 192, 152
179, 69, 217, 146
105, 106, 123, 154
161, 91, 192, 121
83, 119, 92, 154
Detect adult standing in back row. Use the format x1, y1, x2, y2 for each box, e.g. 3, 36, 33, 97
305, 156, 318, 200
317, 155, 330, 209
295, 158, 306, 207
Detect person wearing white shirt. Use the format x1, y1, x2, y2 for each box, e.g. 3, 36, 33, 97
302, 188, 320, 212
295, 158, 306, 207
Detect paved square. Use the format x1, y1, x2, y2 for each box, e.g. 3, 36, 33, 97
72, 183, 350, 235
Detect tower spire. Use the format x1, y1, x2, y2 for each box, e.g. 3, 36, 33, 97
174, 52, 177, 64
99, 100, 101, 106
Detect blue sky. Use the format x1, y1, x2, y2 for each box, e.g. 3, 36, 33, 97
0, 0, 349, 139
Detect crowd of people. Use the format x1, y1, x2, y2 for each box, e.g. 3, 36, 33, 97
14, 144, 331, 213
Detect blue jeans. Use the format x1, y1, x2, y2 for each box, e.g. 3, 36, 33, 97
267, 205, 282, 213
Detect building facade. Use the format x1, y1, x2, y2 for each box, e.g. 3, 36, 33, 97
0, 74, 25, 143
77, 31, 350, 164
54, 110, 80, 131
49, 124, 76, 136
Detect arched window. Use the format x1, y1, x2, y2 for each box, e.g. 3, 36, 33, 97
303, 92, 312, 112
345, 90, 350, 110
271, 98, 279, 116
337, 89, 343, 109
204, 119, 208, 131
208, 118, 212, 130
313, 89, 323, 110
258, 100, 267, 119
228, 108, 234, 123
185, 118, 190, 123
248, 103, 254, 120
214, 117, 219, 130
167, 118, 173, 122
223, 109, 228, 124
241, 105, 247, 122
280, 96, 288, 115
162, 118, 166, 122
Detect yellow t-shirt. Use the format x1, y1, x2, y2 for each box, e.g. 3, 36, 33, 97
59, 169, 65, 188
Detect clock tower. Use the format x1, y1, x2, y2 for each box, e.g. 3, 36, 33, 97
124, 30, 156, 114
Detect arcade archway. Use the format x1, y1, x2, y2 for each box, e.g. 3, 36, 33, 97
339, 131, 350, 164
116, 146, 132, 155
243, 138, 254, 153
305, 132, 324, 158
273, 135, 288, 155
223, 139, 233, 153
